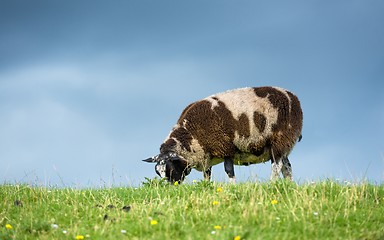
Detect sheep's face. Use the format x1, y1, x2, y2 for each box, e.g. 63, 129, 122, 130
143, 152, 191, 184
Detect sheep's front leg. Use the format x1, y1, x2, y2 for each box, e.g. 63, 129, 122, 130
281, 157, 293, 180
203, 167, 212, 181
224, 157, 236, 183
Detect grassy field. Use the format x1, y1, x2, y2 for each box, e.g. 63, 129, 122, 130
1, 179, 383, 240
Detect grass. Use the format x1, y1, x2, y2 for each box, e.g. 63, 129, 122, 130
1, 179, 384, 240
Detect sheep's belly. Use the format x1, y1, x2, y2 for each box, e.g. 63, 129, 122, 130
233, 152, 270, 165
208, 152, 270, 168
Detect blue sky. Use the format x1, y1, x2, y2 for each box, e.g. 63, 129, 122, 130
1, 1, 383, 187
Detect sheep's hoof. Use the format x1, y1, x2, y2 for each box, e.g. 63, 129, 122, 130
229, 177, 236, 184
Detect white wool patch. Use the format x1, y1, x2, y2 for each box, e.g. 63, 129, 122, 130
171, 137, 183, 153
182, 119, 188, 126
207, 87, 278, 122
206, 87, 279, 151
180, 138, 209, 171
206, 97, 220, 109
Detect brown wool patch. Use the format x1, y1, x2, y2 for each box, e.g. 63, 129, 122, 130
253, 87, 302, 159
253, 86, 270, 98
248, 142, 268, 156
178, 100, 237, 157
160, 138, 177, 153
178, 102, 196, 123
237, 113, 251, 138
170, 127, 193, 152
286, 91, 303, 136
253, 111, 266, 133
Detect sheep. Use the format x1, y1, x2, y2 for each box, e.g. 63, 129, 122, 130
143, 86, 303, 183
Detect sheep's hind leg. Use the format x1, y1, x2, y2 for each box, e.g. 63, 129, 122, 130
281, 157, 293, 180
203, 167, 212, 181
270, 148, 283, 181
224, 157, 236, 183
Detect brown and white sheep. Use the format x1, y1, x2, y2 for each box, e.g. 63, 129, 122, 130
143, 86, 303, 183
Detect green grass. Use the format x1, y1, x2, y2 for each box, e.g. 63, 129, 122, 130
1, 179, 384, 240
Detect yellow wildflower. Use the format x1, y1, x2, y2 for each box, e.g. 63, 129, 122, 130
217, 187, 223, 193
271, 199, 278, 205
212, 201, 219, 206
173, 181, 179, 186
75, 235, 85, 240
234, 236, 241, 240
5, 224, 13, 230
150, 220, 158, 225
214, 225, 222, 230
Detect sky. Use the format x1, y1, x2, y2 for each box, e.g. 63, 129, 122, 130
1, 1, 383, 187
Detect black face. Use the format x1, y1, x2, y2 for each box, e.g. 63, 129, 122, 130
155, 160, 183, 183
155, 158, 191, 183
143, 152, 191, 184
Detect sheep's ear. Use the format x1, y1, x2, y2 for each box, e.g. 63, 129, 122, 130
142, 155, 159, 163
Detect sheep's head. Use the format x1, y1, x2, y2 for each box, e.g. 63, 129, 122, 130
143, 152, 191, 184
